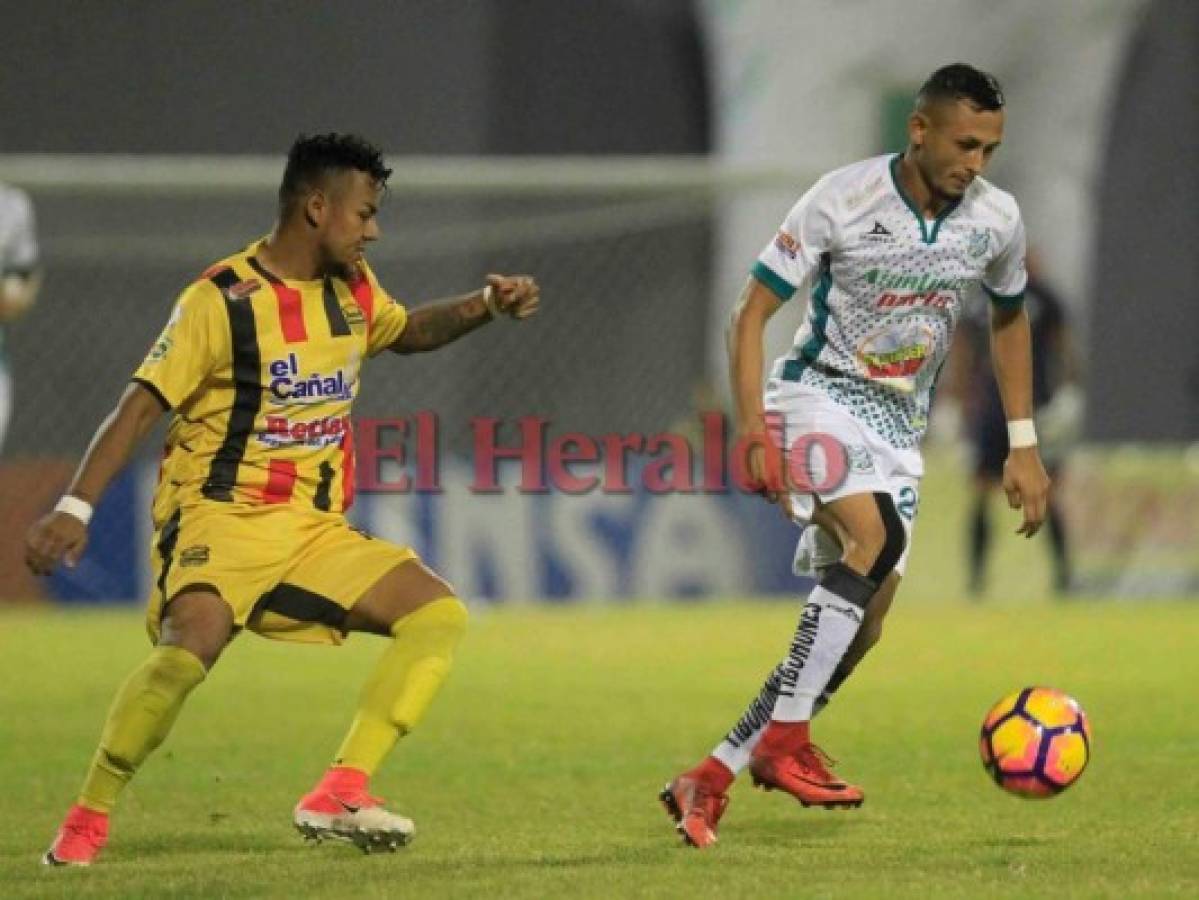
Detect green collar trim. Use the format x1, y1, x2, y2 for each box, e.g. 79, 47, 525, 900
889, 154, 960, 245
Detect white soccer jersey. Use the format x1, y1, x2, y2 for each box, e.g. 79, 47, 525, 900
0, 183, 39, 369
0, 184, 38, 279
755, 154, 1026, 449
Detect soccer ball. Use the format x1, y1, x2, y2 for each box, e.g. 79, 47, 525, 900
979, 687, 1091, 798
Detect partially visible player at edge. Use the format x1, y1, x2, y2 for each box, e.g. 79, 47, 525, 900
0, 180, 42, 452
27, 133, 540, 866
661, 64, 1049, 848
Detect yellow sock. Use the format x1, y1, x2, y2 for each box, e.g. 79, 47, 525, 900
78, 646, 207, 814
335, 596, 468, 775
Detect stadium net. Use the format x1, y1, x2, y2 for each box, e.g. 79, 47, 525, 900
0, 154, 813, 457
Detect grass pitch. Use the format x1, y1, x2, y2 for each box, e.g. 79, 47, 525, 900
2, 598, 1197, 898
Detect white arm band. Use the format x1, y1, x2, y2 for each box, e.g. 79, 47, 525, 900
1007, 419, 1038, 448
482, 284, 498, 319
54, 495, 94, 526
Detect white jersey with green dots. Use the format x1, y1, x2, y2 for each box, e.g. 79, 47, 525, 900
754, 154, 1027, 449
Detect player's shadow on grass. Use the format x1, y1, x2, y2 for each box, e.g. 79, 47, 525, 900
728, 814, 857, 847
971, 835, 1048, 849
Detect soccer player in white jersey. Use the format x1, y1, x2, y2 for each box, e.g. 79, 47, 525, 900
0, 182, 41, 451
661, 64, 1050, 848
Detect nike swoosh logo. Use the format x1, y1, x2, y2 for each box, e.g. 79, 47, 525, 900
336, 798, 361, 814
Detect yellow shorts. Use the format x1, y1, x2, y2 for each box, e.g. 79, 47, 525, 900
147, 503, 418, 646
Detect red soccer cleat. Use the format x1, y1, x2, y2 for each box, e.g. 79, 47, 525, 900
43, 804, 109, 867
295, 767, 414, 854
749, 742, 865, 809
659, 774, 730, 848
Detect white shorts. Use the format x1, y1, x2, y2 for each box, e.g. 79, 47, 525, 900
764, 378, 923, 577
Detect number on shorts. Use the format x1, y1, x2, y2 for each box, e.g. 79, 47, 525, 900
897, 486, 918, 521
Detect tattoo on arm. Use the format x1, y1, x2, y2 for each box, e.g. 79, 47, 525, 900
390, 292, 491, 354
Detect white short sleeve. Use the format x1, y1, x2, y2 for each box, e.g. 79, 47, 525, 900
752, 176, 838, 301
1, 189, 39, 276
982, 208, 1027, 308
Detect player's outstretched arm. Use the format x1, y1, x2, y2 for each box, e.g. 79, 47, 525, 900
25, 382, 165, 574
990, 303, 1050, 537
390, 273, 539, 354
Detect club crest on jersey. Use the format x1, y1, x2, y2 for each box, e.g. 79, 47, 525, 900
267, 352, 354, 404
967, 228, 990, 258
845, 444, 876, 474
147, 334, 173, 362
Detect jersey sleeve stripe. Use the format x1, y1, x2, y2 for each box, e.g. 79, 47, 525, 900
201, 268, 263, 502
131, 377, 172, 411
751, 261, 797, 301
982, 282, 1025, 309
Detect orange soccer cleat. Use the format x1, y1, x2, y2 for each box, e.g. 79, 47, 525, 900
43, 804, 109, 867
659, 773, 731, 849
749, 742, 865, 809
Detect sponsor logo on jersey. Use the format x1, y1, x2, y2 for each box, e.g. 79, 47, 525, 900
863, 268, 973, 293
258, 413, 351, 448
876, 290, 953, 310
773, 230, 801, 260
856, 322, 934, 382
864, 220, 893, 242
267, 352, 354, 404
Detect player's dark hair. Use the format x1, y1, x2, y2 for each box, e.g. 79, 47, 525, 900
916, 63, 1005, 112
279, 132, 392, 216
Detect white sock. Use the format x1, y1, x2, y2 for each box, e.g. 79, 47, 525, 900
711, 661, 783, 773
771, 564, 875, 721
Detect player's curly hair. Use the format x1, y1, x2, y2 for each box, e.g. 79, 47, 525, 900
279, 132, 392, 214
917, 63, 1005, 112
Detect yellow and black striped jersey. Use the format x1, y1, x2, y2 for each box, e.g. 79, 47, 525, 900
133, 239, 407, 527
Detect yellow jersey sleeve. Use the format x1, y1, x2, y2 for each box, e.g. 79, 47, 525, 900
133, 280, 229, 409
358, 262, 408, 356
368, 291, 409, 356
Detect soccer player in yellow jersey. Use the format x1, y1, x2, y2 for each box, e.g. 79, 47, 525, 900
25, 133, 540, 866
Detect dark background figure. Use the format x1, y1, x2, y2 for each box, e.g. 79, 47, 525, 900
952, 251, 1082, 595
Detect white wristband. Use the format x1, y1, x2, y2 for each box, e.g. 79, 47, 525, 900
1007, 419, 1038, 448
54, 495, 94, 526
482, 284, 498, 319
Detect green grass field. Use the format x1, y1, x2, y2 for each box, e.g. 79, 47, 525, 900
2, 597, 1196, 898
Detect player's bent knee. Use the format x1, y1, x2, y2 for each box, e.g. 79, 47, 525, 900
159, 586, 235, 669
867, 492, 906, 583
396, 595, 469, 637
